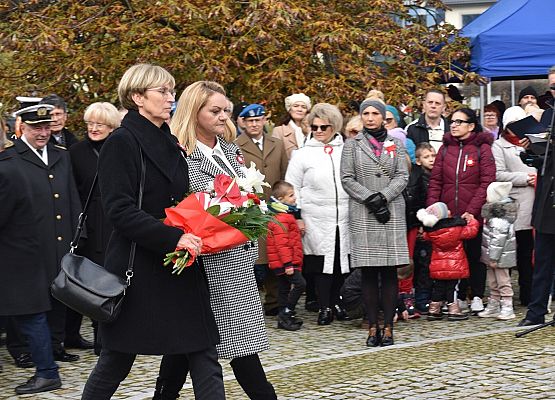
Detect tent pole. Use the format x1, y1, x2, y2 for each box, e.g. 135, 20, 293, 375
480, 85, 485, 126
487, 81, 492, 104
511, 80, 516, 106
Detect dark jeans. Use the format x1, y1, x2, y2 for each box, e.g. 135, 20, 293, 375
277, 270, 306, 311
525, 232, 555, 323
158, 353, 276, 400
12, 313, 59, 379
361, 266, 398, 326
515, 229, 534, 305
82, 347, 224, 400
457, 231, 486, 300
431, 279, 458, 303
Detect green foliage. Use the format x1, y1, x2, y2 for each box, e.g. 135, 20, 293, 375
0, 0, 474, 128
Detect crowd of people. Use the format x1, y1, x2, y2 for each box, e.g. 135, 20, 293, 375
1, 63, 555, 399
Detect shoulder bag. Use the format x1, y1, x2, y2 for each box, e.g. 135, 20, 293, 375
51, 148, 146, 323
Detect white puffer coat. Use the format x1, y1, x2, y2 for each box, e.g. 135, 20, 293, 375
480, 200, 518, 268
285, 134, 350, 274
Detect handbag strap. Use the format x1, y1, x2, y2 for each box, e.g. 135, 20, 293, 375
69, 173, 99, 252
125, 146, 146, 286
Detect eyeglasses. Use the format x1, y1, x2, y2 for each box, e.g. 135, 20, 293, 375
450, 119, 471, 126
310, 124, 331, 132
85, 121, 108, 128
385, 118, 394, 123
146, 87, 176, 98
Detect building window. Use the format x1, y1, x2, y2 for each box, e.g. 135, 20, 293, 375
462, 14, 480, 26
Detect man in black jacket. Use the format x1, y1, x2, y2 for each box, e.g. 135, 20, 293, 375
7, 105, 82, 362
406, 89, 450, 152
519, 66, 555, 326
39, 94, 79, 149
0, 122, 63, 394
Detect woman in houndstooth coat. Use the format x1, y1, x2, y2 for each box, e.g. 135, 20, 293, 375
341, 99, 409, 348
154, 81, 276, 400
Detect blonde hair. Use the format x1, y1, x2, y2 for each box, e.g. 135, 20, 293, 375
344, 115, 362, 135
306, 103, 343, 133
366, 89, 385, 101
83, 102, 122, 129
171, 81, 231, 155
118, 64, 175, 110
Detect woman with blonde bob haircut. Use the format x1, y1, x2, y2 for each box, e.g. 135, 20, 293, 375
155, 80, 277, 399
82, 66, 224, 400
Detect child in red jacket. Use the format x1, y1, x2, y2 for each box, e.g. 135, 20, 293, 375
417, 202, 480, 321
267, 181, 306, 331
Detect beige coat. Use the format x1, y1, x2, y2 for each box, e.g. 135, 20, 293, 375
235, 133, 289, 263
273, 123, 309, 160
491, 137, 536, 231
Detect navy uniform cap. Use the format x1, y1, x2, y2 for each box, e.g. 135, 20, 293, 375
15, 104, 55, 125
16, 96, 43, 109
239, 104, 265, 119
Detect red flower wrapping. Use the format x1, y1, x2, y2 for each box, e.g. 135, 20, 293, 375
164, 194, 249, 255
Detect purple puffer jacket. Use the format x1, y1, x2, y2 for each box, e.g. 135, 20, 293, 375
427, 132, 496, 223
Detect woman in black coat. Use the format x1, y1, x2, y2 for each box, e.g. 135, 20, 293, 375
69, 102, 121, 354
81, 64, 224, 400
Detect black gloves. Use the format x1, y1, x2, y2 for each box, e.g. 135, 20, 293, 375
364, 192, 390, 224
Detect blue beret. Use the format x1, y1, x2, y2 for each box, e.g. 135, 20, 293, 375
239, 104, 266, 119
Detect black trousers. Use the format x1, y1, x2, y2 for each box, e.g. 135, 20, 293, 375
47, 296, 67, 353
65, 307, 84, 342
277, 270, 306, 311
525, 232, 555, 323
82, 347, 224, 400
361, 266, 398, 326
157, 353, 277, 400
431, 279, 458, 303
515, 229, 534, 305
457, 230, 486, 300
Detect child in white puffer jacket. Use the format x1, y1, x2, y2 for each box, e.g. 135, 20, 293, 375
479, 182, 518, 320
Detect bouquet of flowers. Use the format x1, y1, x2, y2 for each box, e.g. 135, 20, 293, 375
163, 162, 276, 274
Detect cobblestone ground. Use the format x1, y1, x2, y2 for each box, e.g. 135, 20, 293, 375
1, 300, 554, 399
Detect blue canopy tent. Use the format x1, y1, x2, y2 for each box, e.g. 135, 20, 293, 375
461, 0, 555, 80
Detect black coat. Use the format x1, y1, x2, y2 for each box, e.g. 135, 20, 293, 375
405, 165, 431, 229
7, 139, 82, 283
406, 114, 450, 146
48, 127, 79, 149
0, 151, 51, 316
97, 110, 219, 355
69, 139, 112, 265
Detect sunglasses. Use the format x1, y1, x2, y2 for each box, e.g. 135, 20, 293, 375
310, 124, 331, 132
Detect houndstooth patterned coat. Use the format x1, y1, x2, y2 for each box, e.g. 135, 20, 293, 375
186, 137, 269, 359
340, 133, 410, 268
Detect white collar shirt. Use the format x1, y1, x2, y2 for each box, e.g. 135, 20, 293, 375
197, 140, 237, 176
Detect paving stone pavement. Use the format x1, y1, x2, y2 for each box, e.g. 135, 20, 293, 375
1, 300, 555, 399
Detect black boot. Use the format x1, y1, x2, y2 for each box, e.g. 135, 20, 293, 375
277, 311, 301, 331
152, 377, 180, 400
381, 325, 394, 347
333, 304, 351, 321
366, 325, 381, 347
317, 308, 333, 325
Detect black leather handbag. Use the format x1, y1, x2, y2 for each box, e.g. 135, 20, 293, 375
51, 150, 145, 323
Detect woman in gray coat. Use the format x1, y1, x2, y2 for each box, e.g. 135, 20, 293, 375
341, 99, 409, 347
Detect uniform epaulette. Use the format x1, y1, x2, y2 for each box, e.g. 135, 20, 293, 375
4, 139, 14, 149
54, 144, 67, 150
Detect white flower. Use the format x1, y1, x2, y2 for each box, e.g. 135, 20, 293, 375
383, 140, 395, 149
237, 162, 271, 193
258, 200, 268, 213
205, 180, 214, 192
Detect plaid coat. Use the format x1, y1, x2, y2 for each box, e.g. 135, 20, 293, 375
340, 133, 409, 268
186, 137, 269, 359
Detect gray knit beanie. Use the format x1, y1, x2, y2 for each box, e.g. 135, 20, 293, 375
359, 99, 386, 118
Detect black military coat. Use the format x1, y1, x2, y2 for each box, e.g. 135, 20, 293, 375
7, 140, 82, 283
69, 139, 112, 265
0, 151, 51, 316
97, 110, 219, 355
